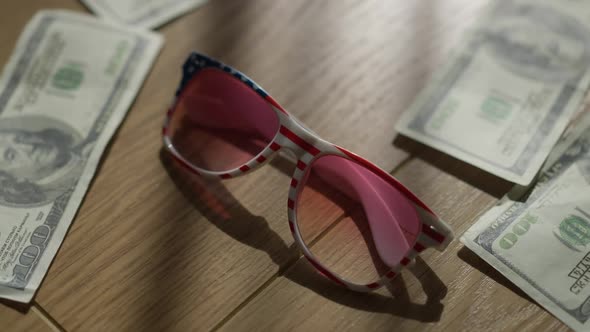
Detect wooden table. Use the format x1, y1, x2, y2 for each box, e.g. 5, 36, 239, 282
0, 1, 571, 331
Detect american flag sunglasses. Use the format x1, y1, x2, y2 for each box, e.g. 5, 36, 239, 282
162, 52, 454, 292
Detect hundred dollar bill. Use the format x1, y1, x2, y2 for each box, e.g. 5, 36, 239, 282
82, 0, 208, 29
461, 122, 590, 330
0, 10, 162, 303
508, 103, 590, 200
396, 0, 590, 185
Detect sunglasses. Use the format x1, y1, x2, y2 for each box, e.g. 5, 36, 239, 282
162, 52, 453, 292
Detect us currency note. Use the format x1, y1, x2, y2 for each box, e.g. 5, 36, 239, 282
508, 102, 590, 200
461, 120, 590, 331
82, 0, 208, 29
396, 0, 590, 185
0, 10, 162, 303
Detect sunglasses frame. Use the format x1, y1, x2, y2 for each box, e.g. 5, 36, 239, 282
162, 52, 454, 292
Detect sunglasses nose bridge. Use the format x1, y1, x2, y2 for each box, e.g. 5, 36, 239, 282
273, 118, 327, 163
274, 133, 312, 160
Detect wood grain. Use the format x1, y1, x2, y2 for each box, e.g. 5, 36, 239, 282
219, 159, 569, 332
0, 0, 569, 331
1, 303, 57, 332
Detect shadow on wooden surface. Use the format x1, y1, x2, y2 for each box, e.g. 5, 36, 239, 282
160, 149, 448, 322
456, 246, 531, 303
393, 134, 513, 199
0, 298, 31, 314
283, 256, 448, 323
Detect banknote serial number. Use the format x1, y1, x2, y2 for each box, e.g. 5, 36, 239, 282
568, 252, 590, 295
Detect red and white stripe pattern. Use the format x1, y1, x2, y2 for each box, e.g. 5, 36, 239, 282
162, 52, 454, 292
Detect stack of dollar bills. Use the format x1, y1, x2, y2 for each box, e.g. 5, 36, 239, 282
0, 0, 208, 305
461, 110, 590, 330
0, 10, 163, 303
396, 0, 590, 186
396, 0, 590, 329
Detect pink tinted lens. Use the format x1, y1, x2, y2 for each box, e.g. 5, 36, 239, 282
168, 68, 279, 171
296, 155, 421, 284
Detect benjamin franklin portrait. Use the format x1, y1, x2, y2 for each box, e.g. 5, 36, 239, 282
482, 2, 590, 83
0, 115, 84, 206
